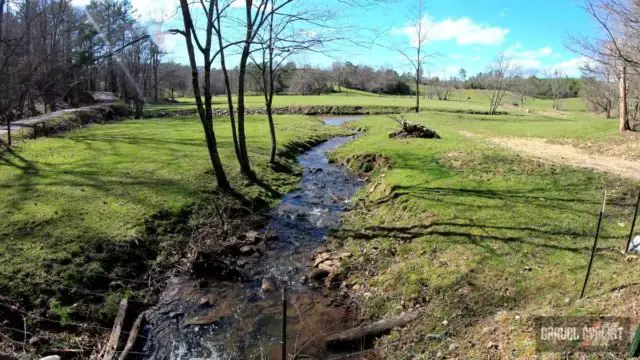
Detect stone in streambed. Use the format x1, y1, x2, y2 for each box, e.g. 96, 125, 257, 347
239, 245, 254, 255
261, 278, 277, 292
310, 268, 330, 281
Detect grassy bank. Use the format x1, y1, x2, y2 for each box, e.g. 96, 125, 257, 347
0, 114, 346, 351
330, 113, 640, 358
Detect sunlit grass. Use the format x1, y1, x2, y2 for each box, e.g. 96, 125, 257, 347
331, 113, 638, 357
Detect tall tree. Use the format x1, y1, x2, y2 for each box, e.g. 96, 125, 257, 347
171, 0, 231, 191
396, 0, 428, 113
219, 0, 292, 178
458, 68, 466, 100
249, 0, 323, 164
570, 0, 636, 132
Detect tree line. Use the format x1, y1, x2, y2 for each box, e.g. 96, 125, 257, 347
0, 0, 167, 128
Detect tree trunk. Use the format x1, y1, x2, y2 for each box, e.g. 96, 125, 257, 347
235, 3, 254, 178
237, 51, 253, 177
267, 101, 276, 164
153, 50, 159, 102
326, 311, 421, 347
620, 63, 629, 132
178, 0, 230, 192
6, 117, 11, 147
415, 66, 420, 113
214, 1, 242, 167
0, 0, 5, 60
134, 98, 143, 119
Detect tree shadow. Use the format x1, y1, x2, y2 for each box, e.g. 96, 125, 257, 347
371, 185, 608, 217
269, 159, 295, 174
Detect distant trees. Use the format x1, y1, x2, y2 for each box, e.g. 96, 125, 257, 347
331, 61, 411, 95
289, 67, 333, 95
0, 0, 161, 146
581, 63, 617, 118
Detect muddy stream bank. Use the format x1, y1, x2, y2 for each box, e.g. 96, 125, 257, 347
140, 117, 364, 359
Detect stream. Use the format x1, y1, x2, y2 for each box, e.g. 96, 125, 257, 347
140, 116, 363, 360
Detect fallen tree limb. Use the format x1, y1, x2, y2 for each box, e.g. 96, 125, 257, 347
326, 310, 421, 347
118, 310, 148, 360
101, 299, 128, 360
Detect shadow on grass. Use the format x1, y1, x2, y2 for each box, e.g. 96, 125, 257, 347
371, 185, 613, 217
336, 222, 612, 255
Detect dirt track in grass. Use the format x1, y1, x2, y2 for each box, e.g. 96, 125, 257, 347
462, 130, 640, 181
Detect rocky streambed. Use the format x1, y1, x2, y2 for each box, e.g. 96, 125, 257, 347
139, 117, 364, 359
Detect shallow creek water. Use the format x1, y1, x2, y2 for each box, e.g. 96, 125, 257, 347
140, 117, 363, 359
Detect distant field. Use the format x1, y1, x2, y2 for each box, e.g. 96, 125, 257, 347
147, 89, 589, 119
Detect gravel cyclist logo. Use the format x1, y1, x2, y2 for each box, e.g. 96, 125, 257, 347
535, 316, 632, 354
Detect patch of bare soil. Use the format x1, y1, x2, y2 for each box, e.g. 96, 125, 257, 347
463, 132, 640, 181
550, 133, 640, 162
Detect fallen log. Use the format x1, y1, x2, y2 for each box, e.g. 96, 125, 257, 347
325, 310, 420, 347
101, 299, 128, 360
118, 310, 148, 360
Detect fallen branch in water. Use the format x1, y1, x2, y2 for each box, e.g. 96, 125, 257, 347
326, 310, 421, 347
101, 299, 128, 360
118, 311, 148, 360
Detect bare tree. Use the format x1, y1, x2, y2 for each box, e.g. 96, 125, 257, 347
485, 54, 520, 115
569, 0, 636, 131
549, 69, 569, 110
458, 68, 466, 101
396, 0, 429, 113
171, 0, 231, 191
248, 0, 324, 164
582, 63, 618, 118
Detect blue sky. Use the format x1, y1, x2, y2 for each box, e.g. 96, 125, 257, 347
73, 0, 599, 78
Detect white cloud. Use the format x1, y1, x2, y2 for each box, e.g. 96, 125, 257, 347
392, 16, 509, 47
511, 58, 542, 69
505, 45, 553, 59
547, 56, 594, 77
503, 44, 555, 72
539, 47, 553, 56
498, 8, 508, 17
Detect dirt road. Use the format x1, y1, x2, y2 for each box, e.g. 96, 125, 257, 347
463, 131, 640, 181
0, 105, 120, 139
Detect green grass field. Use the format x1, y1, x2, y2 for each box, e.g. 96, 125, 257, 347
0, 115, 345, 312
330, 112, 638, 357
1, 89, 634, 357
